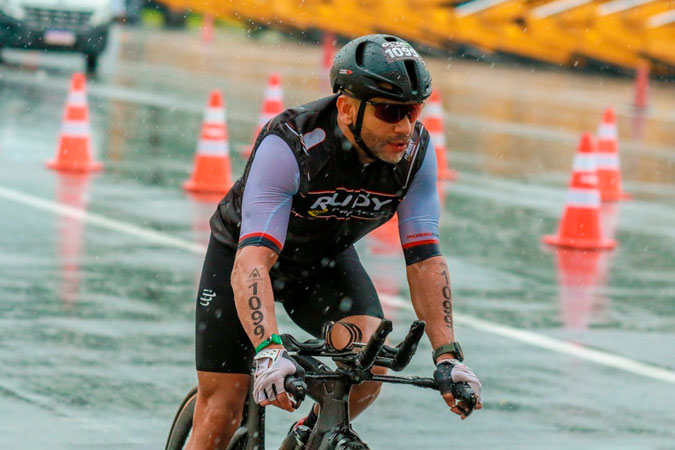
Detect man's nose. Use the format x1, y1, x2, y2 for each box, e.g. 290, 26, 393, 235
393, 115, 413, 134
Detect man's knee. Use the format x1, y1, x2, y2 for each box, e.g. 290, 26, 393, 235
330, 315, 384, 350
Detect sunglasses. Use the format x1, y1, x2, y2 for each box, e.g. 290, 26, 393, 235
342, 91, 424, 124
366, 99, 425, 124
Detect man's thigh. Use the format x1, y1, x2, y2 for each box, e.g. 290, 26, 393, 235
279, 246, 384, 338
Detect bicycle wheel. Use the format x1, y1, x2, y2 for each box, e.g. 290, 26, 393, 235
165, 386, 198, 450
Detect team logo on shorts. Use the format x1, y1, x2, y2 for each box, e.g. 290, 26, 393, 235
199, 288, 216, 306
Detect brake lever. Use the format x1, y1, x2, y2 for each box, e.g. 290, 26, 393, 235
357, 319, 392, 370
284, 376, 307, 409
391, 320, 425, 371
451, 382, 477, 417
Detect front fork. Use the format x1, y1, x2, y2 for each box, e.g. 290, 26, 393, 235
304, 379, 368, 450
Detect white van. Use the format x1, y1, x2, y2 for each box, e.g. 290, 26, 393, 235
0, 0, 113, 72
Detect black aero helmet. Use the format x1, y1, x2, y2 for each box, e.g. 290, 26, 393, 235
330, 34, 432, 103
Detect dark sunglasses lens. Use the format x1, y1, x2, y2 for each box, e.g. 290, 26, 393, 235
374, 104, 423, 124
408, 103, 423, 122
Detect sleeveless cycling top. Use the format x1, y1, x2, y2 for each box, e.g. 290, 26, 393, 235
210, 95, 441, 280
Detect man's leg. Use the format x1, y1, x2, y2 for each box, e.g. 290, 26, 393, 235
190, 236, 257, 449
186, 372, 250, 450
279, 246, 386, 422
332, 315, 388, 419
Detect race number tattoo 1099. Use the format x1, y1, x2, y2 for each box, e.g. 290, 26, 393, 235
441, 270, 453, 329
247, 271, 265, 339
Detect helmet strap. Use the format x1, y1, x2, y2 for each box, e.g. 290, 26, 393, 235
348, 101, 379, 161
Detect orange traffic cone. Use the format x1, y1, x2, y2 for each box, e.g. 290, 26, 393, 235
422, 90, 456, 181
243, 72, 284, 158
320, 32, 336, 92
46, 73, 103, 173
183, 90, 233, 195
596, 108, 630, 202
543, 133, 616, 250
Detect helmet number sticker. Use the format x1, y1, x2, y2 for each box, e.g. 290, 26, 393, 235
381, 42, 420, 63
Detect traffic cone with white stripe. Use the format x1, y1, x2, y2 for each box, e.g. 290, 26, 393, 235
183, 90, 233, 195
422, 90, 456, 181
46, 73, 102, 173
596, 108, 630, 202
543, 133, 616, 250
243, 72, 284, 158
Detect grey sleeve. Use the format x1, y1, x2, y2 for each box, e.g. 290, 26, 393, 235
397, 140, 442, 264
238, 135, 300, 254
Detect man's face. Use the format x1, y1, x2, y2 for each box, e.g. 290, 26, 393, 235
352, 97, 425, 164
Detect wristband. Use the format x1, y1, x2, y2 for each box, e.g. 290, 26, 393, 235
255, 333, 283, 353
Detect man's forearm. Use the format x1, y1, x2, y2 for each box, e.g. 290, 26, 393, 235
231, 249, 281, 349
406, 255, 455, 351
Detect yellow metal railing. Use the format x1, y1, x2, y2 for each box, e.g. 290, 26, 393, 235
157, 0, 675, 74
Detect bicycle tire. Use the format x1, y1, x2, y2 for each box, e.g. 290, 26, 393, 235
165, 386, 198, 450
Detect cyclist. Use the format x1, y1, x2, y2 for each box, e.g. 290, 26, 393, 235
187, 34, 483, 450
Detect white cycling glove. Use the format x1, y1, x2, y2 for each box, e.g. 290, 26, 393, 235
252, 348, 299, 405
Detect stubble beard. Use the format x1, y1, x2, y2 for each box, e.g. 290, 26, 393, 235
360, 129, 411, 164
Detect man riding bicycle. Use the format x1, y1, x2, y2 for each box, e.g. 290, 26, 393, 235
187, 34, 483, 450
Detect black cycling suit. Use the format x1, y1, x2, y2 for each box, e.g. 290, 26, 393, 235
196, 95, 442, 374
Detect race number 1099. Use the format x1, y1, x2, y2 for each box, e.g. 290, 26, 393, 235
381, 42, 421, 62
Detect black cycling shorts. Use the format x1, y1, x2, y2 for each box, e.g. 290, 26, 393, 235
195, 235, 384, 374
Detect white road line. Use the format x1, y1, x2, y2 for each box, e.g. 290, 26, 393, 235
2, 185, 674, 385
380, 294, 675, 385
0, 185, 205, 255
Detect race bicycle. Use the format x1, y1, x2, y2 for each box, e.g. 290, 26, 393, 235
165, 319, 477, 450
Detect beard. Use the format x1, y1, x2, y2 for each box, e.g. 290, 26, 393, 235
359, 128, 412, 164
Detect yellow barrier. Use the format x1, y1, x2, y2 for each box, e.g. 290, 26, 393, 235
573, 0, 671, 70
155, 0, 675, 73
644, 8, 675, 65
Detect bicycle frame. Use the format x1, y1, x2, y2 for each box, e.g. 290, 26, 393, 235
227, 354, 368, 450
166, 320, 477, 450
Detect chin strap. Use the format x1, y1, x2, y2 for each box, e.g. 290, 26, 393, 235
348, 101, 380, 161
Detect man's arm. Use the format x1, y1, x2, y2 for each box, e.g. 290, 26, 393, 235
232, 245, 283, 351
406, 255, 455, 360
232, 134, 302, 411
397, 139, 482, 417
233, 134, 299, 349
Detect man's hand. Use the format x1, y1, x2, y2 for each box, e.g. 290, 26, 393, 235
433, 360, 483, 420
253, 348, 304, 411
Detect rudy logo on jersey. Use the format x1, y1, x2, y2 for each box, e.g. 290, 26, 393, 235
298, 188, 397, 220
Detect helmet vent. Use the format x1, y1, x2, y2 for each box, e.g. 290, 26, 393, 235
355, 42, 366, 67
404, 60, 419, 93
384, 36, 398, 42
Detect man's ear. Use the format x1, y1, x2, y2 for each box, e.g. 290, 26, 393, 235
336, 95, 355, 126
